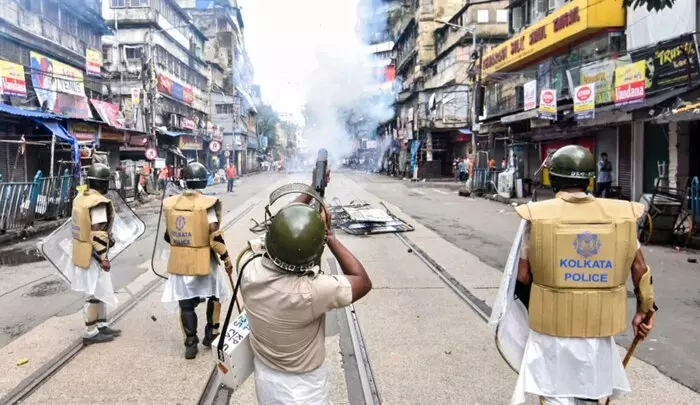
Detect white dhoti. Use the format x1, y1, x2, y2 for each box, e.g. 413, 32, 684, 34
253, 356, 331, 405
160, 251, 232, 312
510, 330, 631, 405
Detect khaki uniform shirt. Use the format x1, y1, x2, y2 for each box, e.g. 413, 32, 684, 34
240, 257, 353, 373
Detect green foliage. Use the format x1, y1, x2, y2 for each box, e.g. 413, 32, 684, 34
624, 0, 675, 12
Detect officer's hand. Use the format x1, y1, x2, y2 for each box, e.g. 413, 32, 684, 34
325, 168, 331, 184
224, 260, 233, 275
101, 259, 111, 272
320, 205, 331, 230
632, 311, 653, 339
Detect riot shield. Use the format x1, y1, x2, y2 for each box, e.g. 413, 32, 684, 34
150, 182, 185, 279
488, 219, 530, 373
39, 190, 147, 285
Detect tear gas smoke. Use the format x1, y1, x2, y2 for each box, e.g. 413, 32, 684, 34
301, 0, 398, 169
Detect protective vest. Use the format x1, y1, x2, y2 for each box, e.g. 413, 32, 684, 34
515, 192, 645, 338
71, 190, 115, 269
163, 191, 222, 276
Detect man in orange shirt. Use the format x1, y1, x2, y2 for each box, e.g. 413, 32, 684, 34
226, 163, 236, 192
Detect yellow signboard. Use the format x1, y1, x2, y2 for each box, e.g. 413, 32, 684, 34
614, 61, 646, 105
481, 0, 625, 75
86, 49, 102, 77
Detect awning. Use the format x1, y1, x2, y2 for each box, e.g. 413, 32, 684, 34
33, 119, 79, 166
161, 131, 185, 137
458, 128, 472, 134
165, 145, 187, 160
0, 103, 61, 119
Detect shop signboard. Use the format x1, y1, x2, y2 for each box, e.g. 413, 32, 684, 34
538, 89, 557, 120
91, 99, 124, 128
580, 60, 616, 105
86, 49, 102, 77
614, 61, 646, 106
99, 127, 125, 143
157, 72, 194, 105
179, 135, 203, 150
181, 117, 196, 130
629, 34, 700, 93
70, 122, 98, 142
30, 51, 92, 118
0, 60, 27, 97
524, 80, 537, 111
573, 83, 595, 120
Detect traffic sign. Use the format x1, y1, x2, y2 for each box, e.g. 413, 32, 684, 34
145, 148, 157, 160
210, 140, 222, 153
224, 150, 231, 158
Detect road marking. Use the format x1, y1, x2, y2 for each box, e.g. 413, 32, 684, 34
431, 188, 449, 195
410, 189, 425, 195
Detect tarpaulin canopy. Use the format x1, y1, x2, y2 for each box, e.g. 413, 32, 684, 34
33, 119, 79, 170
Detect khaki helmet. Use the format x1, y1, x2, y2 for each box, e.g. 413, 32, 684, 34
86, 163, 110, 194
547, 145, 595, 192
264, 203, 327, 273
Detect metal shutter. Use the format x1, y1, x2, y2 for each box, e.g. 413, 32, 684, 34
617, 125, 632, 200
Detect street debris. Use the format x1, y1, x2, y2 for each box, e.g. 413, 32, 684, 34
328, 199, 414, 235
16, 358, 29, 366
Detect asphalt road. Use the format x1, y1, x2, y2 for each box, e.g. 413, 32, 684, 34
346, 171, 700, 394
0, 173, 278, 349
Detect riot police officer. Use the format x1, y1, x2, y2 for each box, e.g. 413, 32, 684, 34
70, 163, 121, 345
510, 145, 656, 405
161, 162, 233, 359
239, 171, 372, 403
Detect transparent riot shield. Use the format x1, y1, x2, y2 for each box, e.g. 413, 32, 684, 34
38, 190, 147, 285
150, 182, 185, 279
488, 219, 530, 373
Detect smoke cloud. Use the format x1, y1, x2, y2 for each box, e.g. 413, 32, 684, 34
300, 0, 397, 169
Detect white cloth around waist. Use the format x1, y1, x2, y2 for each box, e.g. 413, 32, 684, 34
510, 330, 630, 405
253, 355, 331, 405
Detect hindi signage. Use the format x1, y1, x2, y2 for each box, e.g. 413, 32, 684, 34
573, 83, 595, 120
538, 89, 557, 120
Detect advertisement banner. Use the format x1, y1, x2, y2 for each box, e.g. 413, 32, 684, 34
614, 61, 646, 106
181, 117, 196, 130
630, 34, 700, 93
69, 122, 98, 142
524, 80, 537, 111
0, 60, 27, 97
538, 89, 557, 120
30, 52, 91, 118
580, 60, 616, 104
86, 49, 102, 77
99, 127, 125, 143
157, 73, 193, 105
91, 99, 124, 129
573, 83, 595, 120
178, 135, 203, 150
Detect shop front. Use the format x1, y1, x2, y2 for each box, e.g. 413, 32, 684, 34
98, 126, 125, 169
178, 135, 203, 162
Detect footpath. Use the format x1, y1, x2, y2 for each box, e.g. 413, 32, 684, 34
0, 173, 697, 404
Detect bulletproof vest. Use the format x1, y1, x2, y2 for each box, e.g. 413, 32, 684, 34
163, 191, 222, 276
71, 190, 114, 269
515, 192, 645, 338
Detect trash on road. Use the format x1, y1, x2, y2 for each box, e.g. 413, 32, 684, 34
328, 199, 414, 235
16, 358, 29, 366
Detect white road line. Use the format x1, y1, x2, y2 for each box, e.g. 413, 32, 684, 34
411, 189, 426, 195
431, 188, 449, 195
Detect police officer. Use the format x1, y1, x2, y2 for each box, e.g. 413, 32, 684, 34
239, 170, 372, 403
510, 145, 656, 405
161, 162, 233, 360
70, 163, 121, 345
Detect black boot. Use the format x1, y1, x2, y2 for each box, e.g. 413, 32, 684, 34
83, 331, 114, 345
180, 300, 199, 360
99, 326, 122, 337
202, 298, 221, 348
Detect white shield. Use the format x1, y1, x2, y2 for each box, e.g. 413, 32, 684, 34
489, 219, 530, 373
213, 310, 254, 390
151, 182, 185, 279
38, 191, 146, 297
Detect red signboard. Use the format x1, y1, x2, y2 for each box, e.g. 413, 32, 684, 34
157, 73, 193, 105
91, 99, 124, 128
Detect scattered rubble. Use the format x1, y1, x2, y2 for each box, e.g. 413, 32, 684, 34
328, 199, 414, 235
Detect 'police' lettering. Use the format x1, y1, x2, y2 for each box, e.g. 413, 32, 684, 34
559, 258, 613, 269
564, 272, 608, 283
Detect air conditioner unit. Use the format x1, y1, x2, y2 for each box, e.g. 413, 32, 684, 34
169, 114, 178, 127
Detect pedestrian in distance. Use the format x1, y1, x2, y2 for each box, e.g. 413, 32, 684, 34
69, 163, 122, 345
226, 163, 237, 193
504, 145, 656, 405
160, 162, 233, 359
595, 152, 613, 198
239, 168, 373, 403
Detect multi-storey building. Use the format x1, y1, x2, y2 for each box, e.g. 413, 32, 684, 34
0, 0, 110, 180
101, 0, 210, 166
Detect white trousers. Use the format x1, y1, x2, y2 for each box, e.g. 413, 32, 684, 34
541, 397, 599, 405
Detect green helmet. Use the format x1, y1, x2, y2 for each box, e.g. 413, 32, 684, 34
548, 145, 595, 192
265, 203, 326, 273
86, 163, 110, 194
183, 162, 209, 189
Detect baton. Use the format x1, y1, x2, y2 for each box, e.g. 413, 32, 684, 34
604, 311, 655, 405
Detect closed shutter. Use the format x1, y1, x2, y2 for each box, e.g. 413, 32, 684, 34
618, 125, 632, 200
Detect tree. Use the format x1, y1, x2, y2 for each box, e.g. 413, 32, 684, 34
257, 104, 280, 147
624, 0, 675, 12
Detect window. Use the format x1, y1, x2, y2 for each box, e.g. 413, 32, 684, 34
216, 104, 234, 114
477, 10, 489, 23
111, 0, 126, 7
496, 10, 509, 23
102, 45, 111, 63
130, 0, 150, 6
125, 46, 143, 61
512, 6, 524, 32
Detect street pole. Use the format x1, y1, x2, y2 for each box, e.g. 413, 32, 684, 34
50, 134, 55, 177
470, 27, 478, 158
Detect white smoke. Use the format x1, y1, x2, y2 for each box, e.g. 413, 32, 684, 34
300, 0, 397, 168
